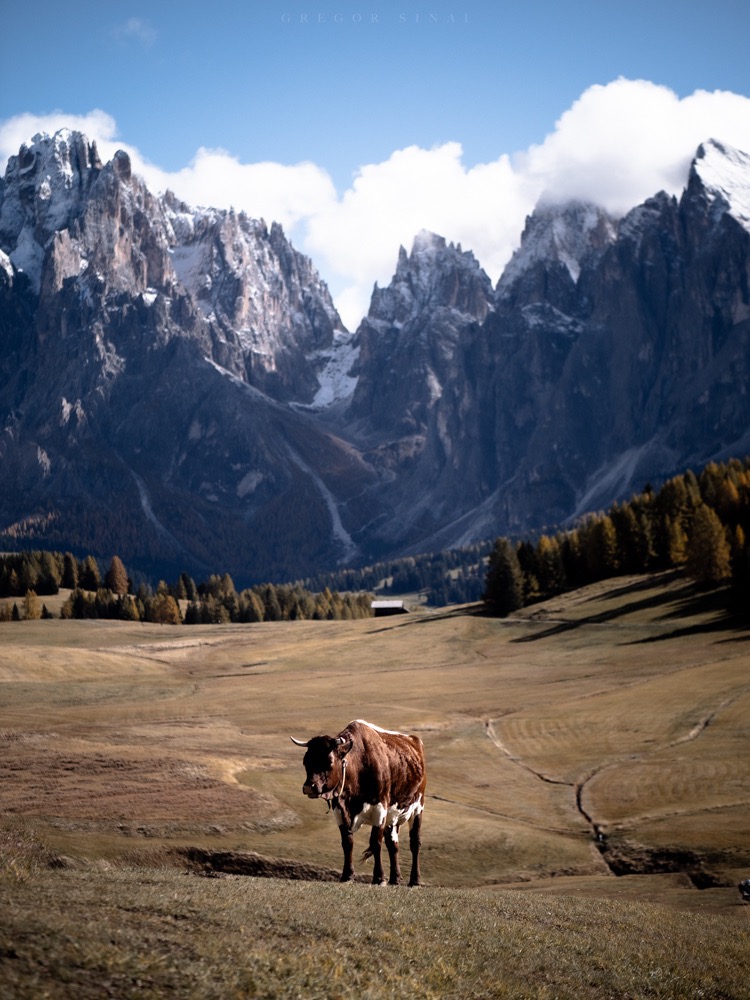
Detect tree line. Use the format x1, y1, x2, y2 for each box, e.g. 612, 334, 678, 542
3, 457, 747, 624
0, 553, 373, 624
484, 458, 750, 616
300, 541, 493, 607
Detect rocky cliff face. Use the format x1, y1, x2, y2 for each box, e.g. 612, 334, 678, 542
165, 195, 345, 401
0, 131, 371, 582
0, 131, 748, 581
348, 139, 750, 554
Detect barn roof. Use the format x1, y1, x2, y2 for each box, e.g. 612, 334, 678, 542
371, 600, 409, 616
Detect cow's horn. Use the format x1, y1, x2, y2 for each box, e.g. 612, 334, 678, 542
290, 737, 309, 747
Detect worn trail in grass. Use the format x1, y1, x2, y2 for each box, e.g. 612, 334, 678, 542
1, 573, 749, 906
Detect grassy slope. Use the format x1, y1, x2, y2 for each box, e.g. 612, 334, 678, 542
2, 863, 748, 1000
1, 571, 749, 997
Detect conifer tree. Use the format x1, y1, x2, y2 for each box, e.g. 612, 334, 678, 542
38, 552, 61, 595
560, 530, 586, 588
148, 593, 182, 625
79, 556, 101, 591
261, 584, 283, 621
19, 554, 41, 594
184, 601, 203, 625
611, 503, 640, 572
730, 524, 747, 576
104, 556, 129, 595
119, 596, 141, 621
62, 553, 78, 590
23, 590, 41, 621
667, 517, 689, 566
716, 478, 740, 523
584, 514, 619, 580
484, 538, 524, 616
686, 503, 731, 584
239, 590, 265, 623
536, 535, 566, 597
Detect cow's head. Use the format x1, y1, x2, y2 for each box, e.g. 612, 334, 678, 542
290, 733, 353, 800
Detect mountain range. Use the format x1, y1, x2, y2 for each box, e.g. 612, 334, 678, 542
0, 130, 748, 584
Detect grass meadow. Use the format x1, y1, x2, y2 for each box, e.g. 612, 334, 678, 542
1, 571, 749, 997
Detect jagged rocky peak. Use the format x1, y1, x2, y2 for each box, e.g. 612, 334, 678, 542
0, 130, 103, 290
1, 129, 103, 228
367, 229, 493, 327
498, 199, 617, 294
2, 127, 750, 582
617, 191, 676, 247
686, 138, 750, 231
0, 129, 174, 298
346, 232, 493, 437
164, 194, 346, 400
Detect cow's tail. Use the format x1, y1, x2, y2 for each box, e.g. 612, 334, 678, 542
360, 847, 374, 864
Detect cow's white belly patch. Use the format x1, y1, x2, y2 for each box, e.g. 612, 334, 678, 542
348, 798, 424, 834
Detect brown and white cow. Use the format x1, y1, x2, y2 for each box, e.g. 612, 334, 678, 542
291, 719, 426, 886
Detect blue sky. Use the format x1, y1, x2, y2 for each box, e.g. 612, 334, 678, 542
3, 0, 750, 326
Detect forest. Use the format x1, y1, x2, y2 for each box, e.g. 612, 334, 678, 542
0, 552, 373, 624
483, 458, 750, 616
1, 458, 747, 623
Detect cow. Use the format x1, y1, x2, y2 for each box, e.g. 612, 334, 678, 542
290, 719, 426, 886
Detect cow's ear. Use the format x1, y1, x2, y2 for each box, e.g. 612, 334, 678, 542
336, 738, 353, 758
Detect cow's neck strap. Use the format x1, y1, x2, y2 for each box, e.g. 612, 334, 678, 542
326, 759, 347, 811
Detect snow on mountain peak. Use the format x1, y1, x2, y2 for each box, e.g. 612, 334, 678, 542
498, 200, 617, 289
691, 138, 750, 232
23, 129, 102, 189
373, 228, 492, 324
0, 129, 102, 291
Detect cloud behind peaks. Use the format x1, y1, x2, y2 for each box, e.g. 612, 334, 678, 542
2, 79, 750, 328
521, 78, 750, 214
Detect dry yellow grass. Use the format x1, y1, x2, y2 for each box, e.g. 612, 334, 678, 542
0, 573, 748, 912
2, 573, 750, 998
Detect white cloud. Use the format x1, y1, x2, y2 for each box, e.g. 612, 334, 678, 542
303, 143, 527, 326
0, 112, 335, 237
157, 147, 337, 231
520, 78, 750, 214
318, 80, 750, 325
0, 109, 121, 168
2, 79, 750, 329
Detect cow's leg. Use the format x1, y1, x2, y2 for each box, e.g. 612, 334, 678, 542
339, 824, 355, 882
385, 824, 401, 885
367, 825, 385, 885
408, 811, 423, 887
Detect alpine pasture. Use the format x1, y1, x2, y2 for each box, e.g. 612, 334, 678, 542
1, 571, 749, 998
